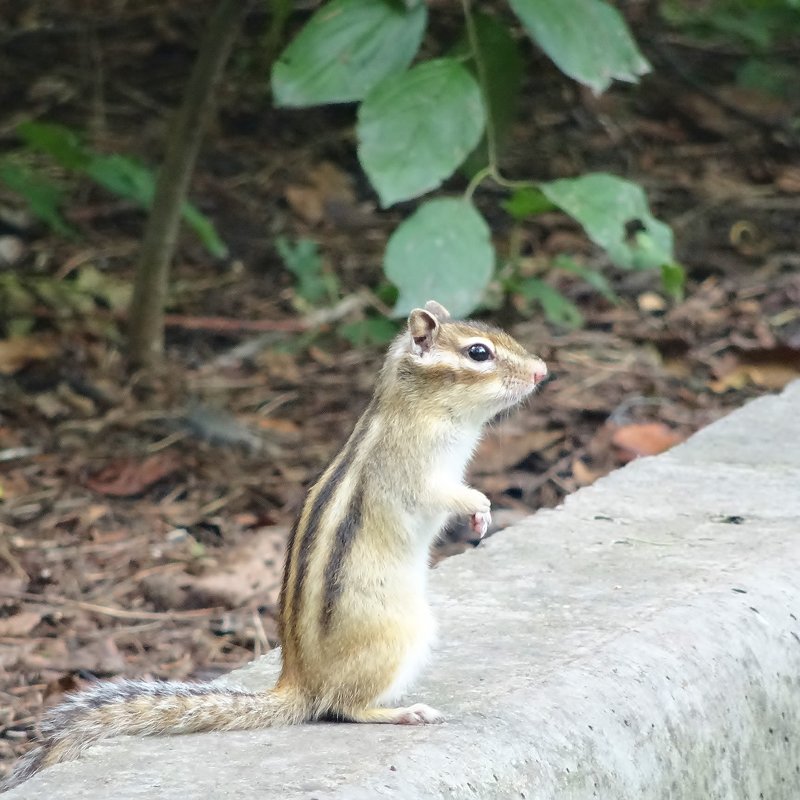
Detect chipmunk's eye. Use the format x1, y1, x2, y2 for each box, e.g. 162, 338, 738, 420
466, 343, 493, 362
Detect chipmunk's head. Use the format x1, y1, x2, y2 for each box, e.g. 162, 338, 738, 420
388, 300, 547, 420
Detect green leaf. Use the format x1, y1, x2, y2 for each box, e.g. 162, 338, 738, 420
73, 264, 132, 311
660, 262, 686, 301
17, 120, 228, 257
87, 154, 228, 258
0, 274, 37, 329
736, 58, 795, 98
338, 316, 398, 347
456, 12, 523, 173
518, 277, 583, 328
502, 186, 556, 220
662, 1, 800, 49
385, 198, 494, 317
552, 254, 619, 304
358, 59, 486, 206
507, 0, 650, 93
539, 173, 674, 270
0, 160, 75, 237
86, 154, 155, 205
180, 203, 228, 259
17, 121, 89, 170
272, 0, 427, 107
276, 236, 337, 304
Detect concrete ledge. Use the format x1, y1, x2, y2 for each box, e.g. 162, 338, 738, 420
7, 382, 800, 799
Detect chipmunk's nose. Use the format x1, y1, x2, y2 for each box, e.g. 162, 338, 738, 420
531, 359, 548, 384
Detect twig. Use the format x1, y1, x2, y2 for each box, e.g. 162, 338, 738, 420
459, 0, 540, 202
0, 590, 222, 621
128, 0, 255, 366
0, 447, 40, 463
461, 0, 497, 168
163, 314, 307, 333
526, 451, 582, 495
0, 541, 28, 580
164, 296, 370, 333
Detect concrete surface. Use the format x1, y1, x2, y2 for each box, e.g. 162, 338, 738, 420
6, 381, 800, 799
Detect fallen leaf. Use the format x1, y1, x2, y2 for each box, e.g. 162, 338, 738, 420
63, 636, 126, 674
285, 185, 324, 224
716, 85, 788, 124
473, 428, 564, 475
86, 452, 183, 497
710, 364, 799, 392
0, 235, 25, 266
571, 457, 605, 486
0, 638, 37, 668
675, 92, 739, 138
255, 417, 300, 435
44, 672, 86, 701
611, 423, 684, 462
542, 229, 593, 255
0, 336, 58, 375
637, 291, 666, 312
0, 610, 42, 637
33, 392, 69, 419
776, 165, 800, 194
709, 346, 800, 392
285, 161, 355, 225
80, 504, 111, 527
139, 573, 188, 611
0, 576, 26, 596
180, 526, 287, 609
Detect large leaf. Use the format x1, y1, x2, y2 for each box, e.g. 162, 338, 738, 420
385, 198, 494, 317
272, 0, 427, 107
539, 173, 674, 270
358, 59, 486, 207
455, 12, 524, 173
507, 0, 650, 93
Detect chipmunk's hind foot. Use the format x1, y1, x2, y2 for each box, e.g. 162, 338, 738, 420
336, 702, 444, 725
390, 703, 444, 725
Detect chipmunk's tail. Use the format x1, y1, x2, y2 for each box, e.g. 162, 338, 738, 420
1, 679, 310, 792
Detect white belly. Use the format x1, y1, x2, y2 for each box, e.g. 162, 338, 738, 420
378, 604, 436, 705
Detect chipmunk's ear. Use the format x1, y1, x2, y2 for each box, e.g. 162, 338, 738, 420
408, 307, 440, 354
424, 300, 451, 322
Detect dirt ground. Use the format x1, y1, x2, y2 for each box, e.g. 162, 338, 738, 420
1, 1, 799, 778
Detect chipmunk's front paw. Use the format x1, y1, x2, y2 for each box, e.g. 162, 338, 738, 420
463, 488, 490, 515
470, 509, 491, 538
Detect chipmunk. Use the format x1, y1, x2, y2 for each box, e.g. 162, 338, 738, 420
3, 300, 547, 791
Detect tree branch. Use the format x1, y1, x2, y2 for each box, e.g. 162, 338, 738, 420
127, 0, 253, 367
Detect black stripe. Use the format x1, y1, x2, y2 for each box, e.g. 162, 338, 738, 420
289, 402, 375, 626
320, 485, 363, 632
278, 516, 300, 644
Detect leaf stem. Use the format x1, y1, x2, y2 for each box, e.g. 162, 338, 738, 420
461, 0, 497, 171
460, 0, 538, 202
464, 165, 491, 202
